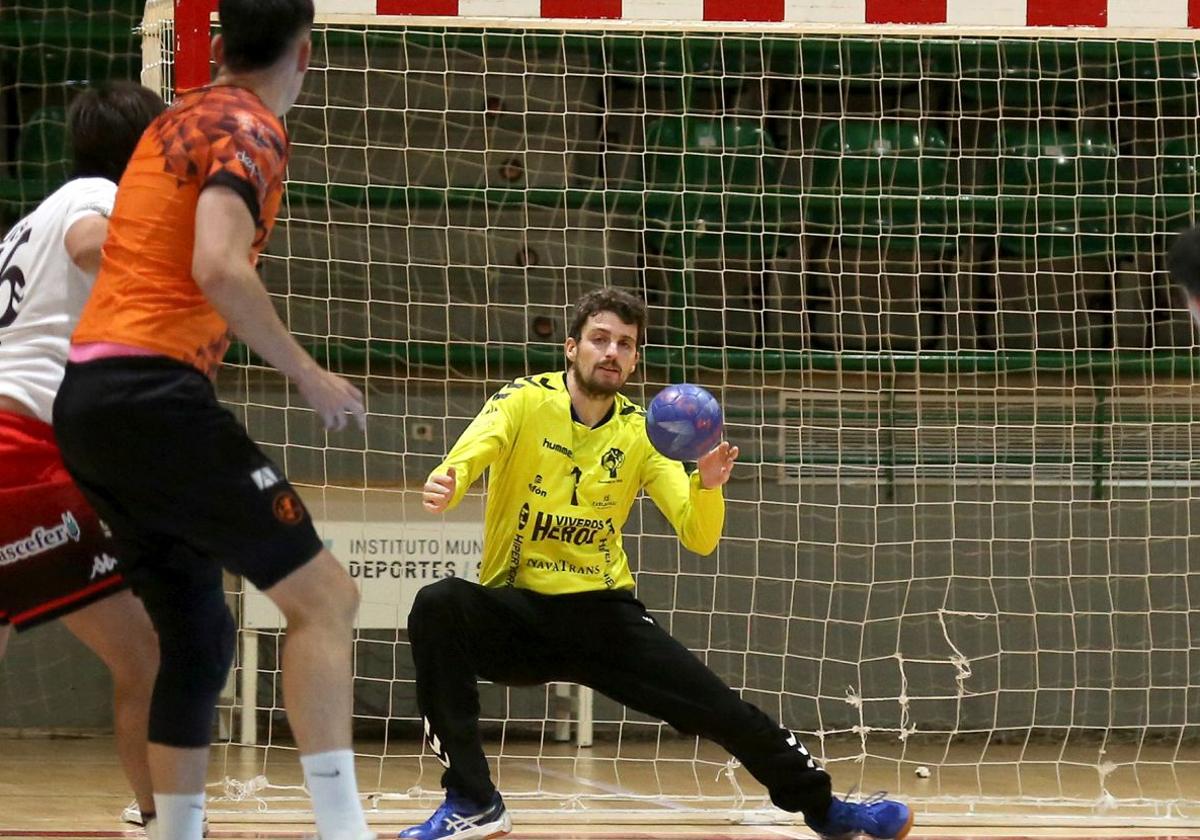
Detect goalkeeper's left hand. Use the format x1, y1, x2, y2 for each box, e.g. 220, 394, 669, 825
698, 441, 739, 489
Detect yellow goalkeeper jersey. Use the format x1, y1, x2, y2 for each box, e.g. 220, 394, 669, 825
433, 371, 725, 594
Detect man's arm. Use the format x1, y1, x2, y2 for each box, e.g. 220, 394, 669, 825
642, 442, 739, 556
424, 384, 525, 513
63, 215, 108, 275
192, 185, 364, 431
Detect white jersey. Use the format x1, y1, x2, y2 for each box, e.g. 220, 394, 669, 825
0, 177, 115, 424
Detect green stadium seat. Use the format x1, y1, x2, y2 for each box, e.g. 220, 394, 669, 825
778, 39, 940, 127
974, 122, 1119, 350
17, 106, 70, 189
643, 115, 784, 261
796, 38, 925, 84
807, 119, 951, 248
789, 120, 952, 353
604, 35, 761, 132
958, 39, 1115, 115
637, 115, 785, 353
645, 116, 775, 194
1117, 40, 1200, 116
1159, 136, 1198, 196
977, 121, 1117, 260
606, 35, 763, 88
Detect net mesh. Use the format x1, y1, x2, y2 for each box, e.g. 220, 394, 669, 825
7, 0, 1200, 825
219, 23, 1200, 824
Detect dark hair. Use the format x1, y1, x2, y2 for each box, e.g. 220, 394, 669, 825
219, 0, 315, 73
69, 81, 166, 183
569, 288, 647, 346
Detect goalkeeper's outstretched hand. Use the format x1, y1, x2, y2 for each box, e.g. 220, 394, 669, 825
698, 441, 739, 489
423, 466, 457, 513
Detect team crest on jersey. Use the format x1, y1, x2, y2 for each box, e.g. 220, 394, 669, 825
272, 490, 306, 525
600, 447, 625, 481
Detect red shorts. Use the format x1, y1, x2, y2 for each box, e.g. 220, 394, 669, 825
0, 410, 127, 631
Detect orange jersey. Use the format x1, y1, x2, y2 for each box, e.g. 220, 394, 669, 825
72, 85, 289, 377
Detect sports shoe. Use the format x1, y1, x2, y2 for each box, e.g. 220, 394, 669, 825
122, 802, 210, 838
398, 791, 510, 840
805, 793, 914, 840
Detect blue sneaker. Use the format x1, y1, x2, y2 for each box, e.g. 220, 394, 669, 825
805, 793, 914, 840
398, 791, 511, 840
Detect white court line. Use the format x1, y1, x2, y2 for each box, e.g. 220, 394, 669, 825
515, 761, 695, 812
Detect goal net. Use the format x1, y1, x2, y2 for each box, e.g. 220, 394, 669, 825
137, 0, 1200, 828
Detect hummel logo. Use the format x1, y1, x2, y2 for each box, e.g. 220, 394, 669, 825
310, 769, 341, 778
641, 615, 654, 624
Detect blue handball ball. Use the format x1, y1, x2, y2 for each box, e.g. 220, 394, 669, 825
645, 384, 724, 462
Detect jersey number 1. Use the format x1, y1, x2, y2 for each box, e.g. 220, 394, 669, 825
570, 465, 582, 506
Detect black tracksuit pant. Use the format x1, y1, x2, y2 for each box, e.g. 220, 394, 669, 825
407, 577, 832, 819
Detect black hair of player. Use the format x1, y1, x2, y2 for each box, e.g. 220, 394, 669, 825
69, 81, 166, 183
1167, 226, 1200, 297
569, 288, 647, 347
219, 0, 315, 73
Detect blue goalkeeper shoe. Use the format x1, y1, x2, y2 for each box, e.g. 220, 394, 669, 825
398, 791, 510, 840
805, 793, 914, 840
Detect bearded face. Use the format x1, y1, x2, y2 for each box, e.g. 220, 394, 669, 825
567, 311, 639, 397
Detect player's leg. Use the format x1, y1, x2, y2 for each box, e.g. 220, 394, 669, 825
0, 411, 160, 820
557, 593, 912, 839
401, 578, 556, 840
555, 593, 831, 813
0, 625, 9, 658
55, 357, 372, 840
261, 547, 358, 752
124, 555, 233, 840
60, 590, 158, 818
259, 545, 377, 839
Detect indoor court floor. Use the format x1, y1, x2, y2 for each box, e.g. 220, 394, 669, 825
2, 735, 1198, 840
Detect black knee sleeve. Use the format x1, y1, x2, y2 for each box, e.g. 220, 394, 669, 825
140, 575, 236, 748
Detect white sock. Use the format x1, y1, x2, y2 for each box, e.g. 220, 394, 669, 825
301, 749, 368, 840
152, 793, 205, 840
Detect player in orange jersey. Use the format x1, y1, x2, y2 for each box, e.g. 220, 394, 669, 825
52, 3, 371, 839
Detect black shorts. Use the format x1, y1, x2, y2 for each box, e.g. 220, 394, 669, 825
0, 411, 128, 631
52, 356, 322, 591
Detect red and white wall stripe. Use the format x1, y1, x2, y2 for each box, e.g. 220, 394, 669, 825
170, 0, 1200, 92
366, 0, 1200, 27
